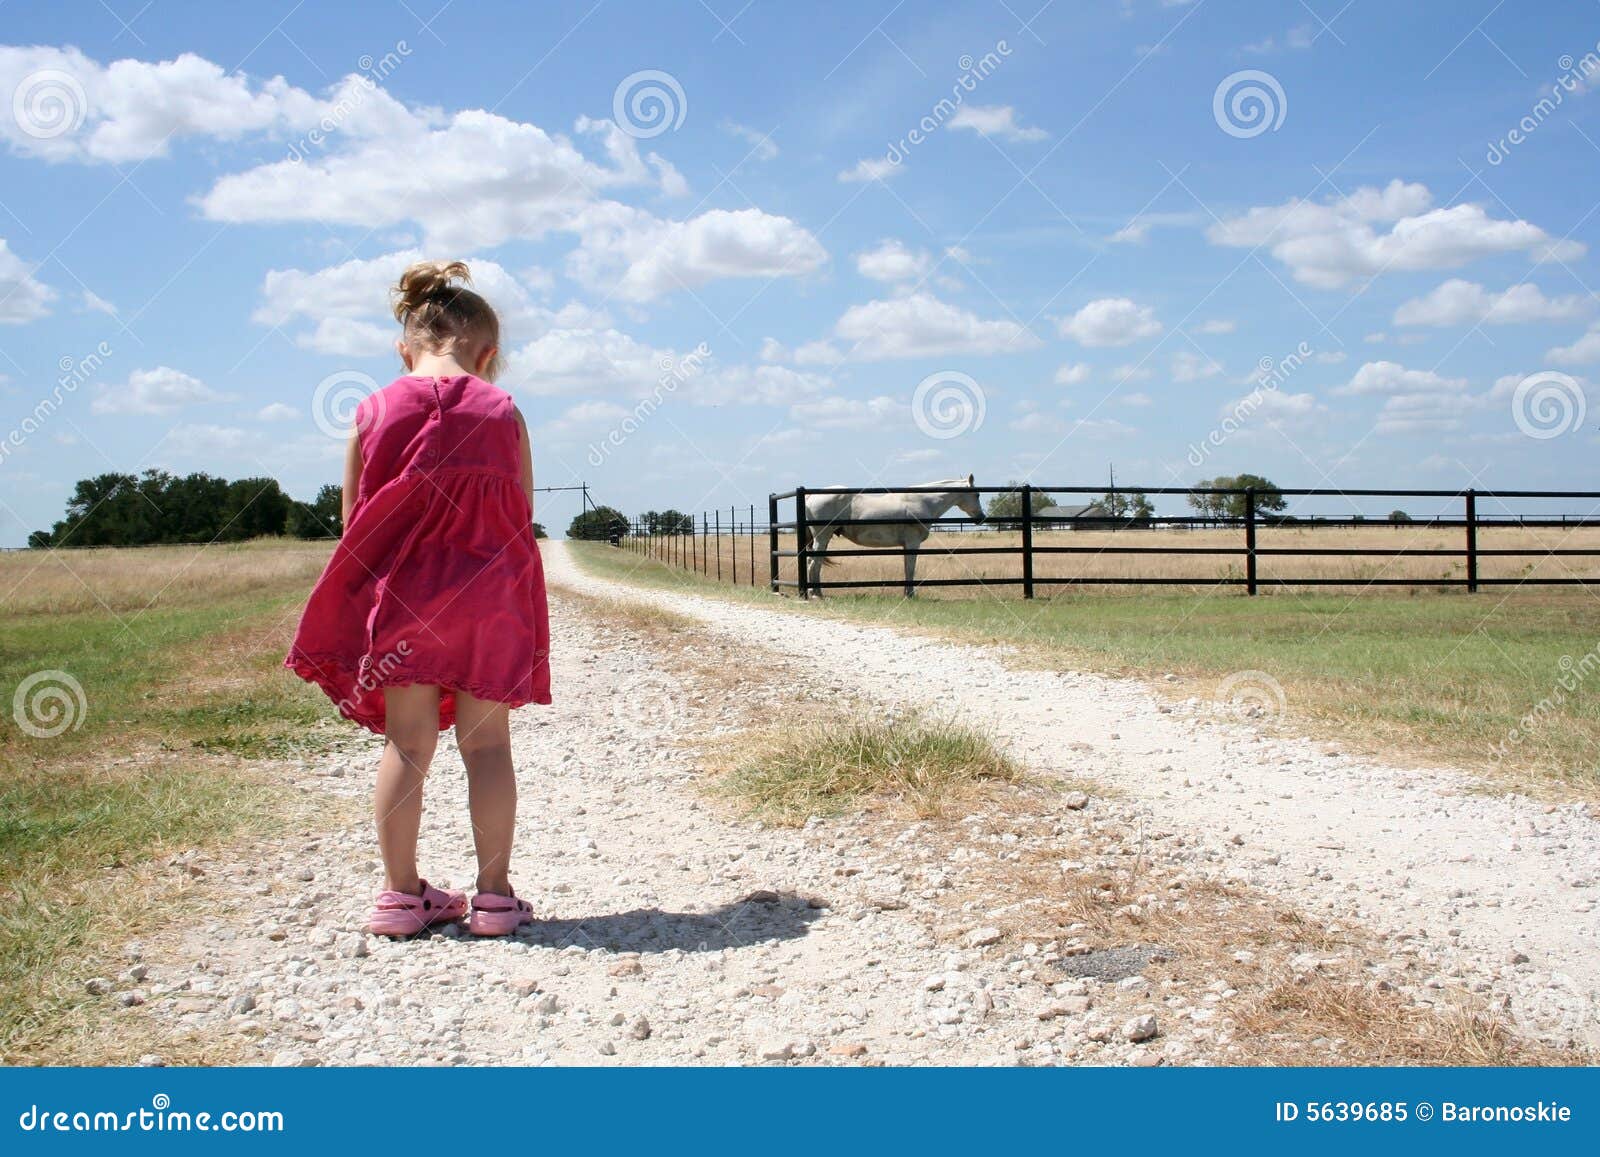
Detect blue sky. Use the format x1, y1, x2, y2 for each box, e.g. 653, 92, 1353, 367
2, 0, 1599, 542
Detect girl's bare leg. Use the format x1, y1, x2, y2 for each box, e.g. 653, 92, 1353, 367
373, 684, 440, 895
453, 690, 516, 896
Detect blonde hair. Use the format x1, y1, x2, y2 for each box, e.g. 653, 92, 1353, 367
392, 260, 502, 380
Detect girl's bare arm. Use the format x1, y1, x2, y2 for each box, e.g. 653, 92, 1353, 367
514, 408, 534, 516
341, 432, 362, 528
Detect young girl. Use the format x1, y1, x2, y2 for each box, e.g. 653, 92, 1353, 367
286, 260, 551, 938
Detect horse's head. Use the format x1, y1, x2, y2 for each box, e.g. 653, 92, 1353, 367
956, 473, 986, 524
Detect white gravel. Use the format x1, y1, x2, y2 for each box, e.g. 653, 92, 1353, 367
542, 544, 1600, 1050
124, 543, 1599, 1063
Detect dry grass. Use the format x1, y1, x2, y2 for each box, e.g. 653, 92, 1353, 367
0, 538, 353, 1064
712, 714, 1024, 826
636, 525, 1600, 596
0, 539, 333, 616
946, 801, 1583, 1066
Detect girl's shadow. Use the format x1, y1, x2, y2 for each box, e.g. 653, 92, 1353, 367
444, 892, 825, 953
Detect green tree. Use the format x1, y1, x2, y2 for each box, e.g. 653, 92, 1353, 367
288, 483, 343, 539
986, 482, 1055, 528
532, 522, 548, 539
567, 505, 629, 541
1100, 489, 1154, 521
1389, 509, 1412, 523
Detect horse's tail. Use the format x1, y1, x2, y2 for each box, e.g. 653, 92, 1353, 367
802, 520, 836, 565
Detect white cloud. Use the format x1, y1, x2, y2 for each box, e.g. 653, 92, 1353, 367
297, 317, 395, 357
502, 327, 670, 397
856, 239, 931, 282
1374, 392, 1466, 434
688, 363, 833, 407
1195, 318, 1235, 334
1334, 360, 1467, 396
720, 120, 778, 161
1207, 179, 1585, 288
255, 249, 609, 353
1058, 297, 1162, 347
1393, 279, 1590, 327
758, 337, 787, 362
1055, 361, 1092, 385
93, 366, 228, 414
1171, 349, 1222, 382
1108, 220, 1149, 244
946, 104, 1048, 142
538, 400, 633, 440
80, 289, 117, 316
834, 293, 1038, 360
793, 340, 844, 366
1120, 392, 1153, 406
838, 156, 899, 183
567, 205, 826, 302
1547, 322, 1600, 365
0, 239, 55, 323
0, 46, 326, 163
1113, 363, 1153, 383
257, 402, 300, 421
789, 394, 903, 429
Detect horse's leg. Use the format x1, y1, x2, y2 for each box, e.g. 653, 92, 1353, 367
808, 528, 830, 597
903, 542, 919, 597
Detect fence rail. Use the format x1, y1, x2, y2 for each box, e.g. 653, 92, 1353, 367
766, 485, 1600, 598
613, 505, 771, 589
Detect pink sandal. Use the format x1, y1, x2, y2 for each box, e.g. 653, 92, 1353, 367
469, 888, 534, 936
368, 879, 467, 937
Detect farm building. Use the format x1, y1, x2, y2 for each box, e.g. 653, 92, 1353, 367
1035, 502, 1110, 530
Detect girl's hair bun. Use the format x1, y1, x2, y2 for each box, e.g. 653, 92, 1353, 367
393, 260, 473, 323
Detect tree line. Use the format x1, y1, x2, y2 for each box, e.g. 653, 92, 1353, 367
29, 471, 342, 549
31, 471, 550, 548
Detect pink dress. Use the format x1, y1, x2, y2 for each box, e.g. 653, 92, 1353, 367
286, 373, 551, 733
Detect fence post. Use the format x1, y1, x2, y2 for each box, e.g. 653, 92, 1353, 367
1020, 484, 1035, 600
1244, 488, 1258, 596
749, 504, 756, 587
794, 486, 810, 599
1465, 489, 1478, 594
715, 511, 722, 581
768, 494, 779, 592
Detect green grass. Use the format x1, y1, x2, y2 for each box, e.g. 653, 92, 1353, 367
0, 546, 350, 1063
717, 713, 1023, 825
567, 541, 1600, 794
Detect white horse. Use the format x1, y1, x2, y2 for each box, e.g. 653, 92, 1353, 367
802, 476, 986, 597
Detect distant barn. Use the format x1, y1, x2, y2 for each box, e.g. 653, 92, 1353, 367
1036, 502, 1110, 530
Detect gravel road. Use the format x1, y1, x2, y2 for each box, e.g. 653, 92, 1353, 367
127, 543, 1597, 1063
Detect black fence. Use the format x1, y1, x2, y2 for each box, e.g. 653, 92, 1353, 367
615, 505, 772, 588
767, 485, 1600, 598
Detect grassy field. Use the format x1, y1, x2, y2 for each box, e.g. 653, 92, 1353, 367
631, 524, 1600, 594
0, 539, 349, 1063
571, 540, 1600, 795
